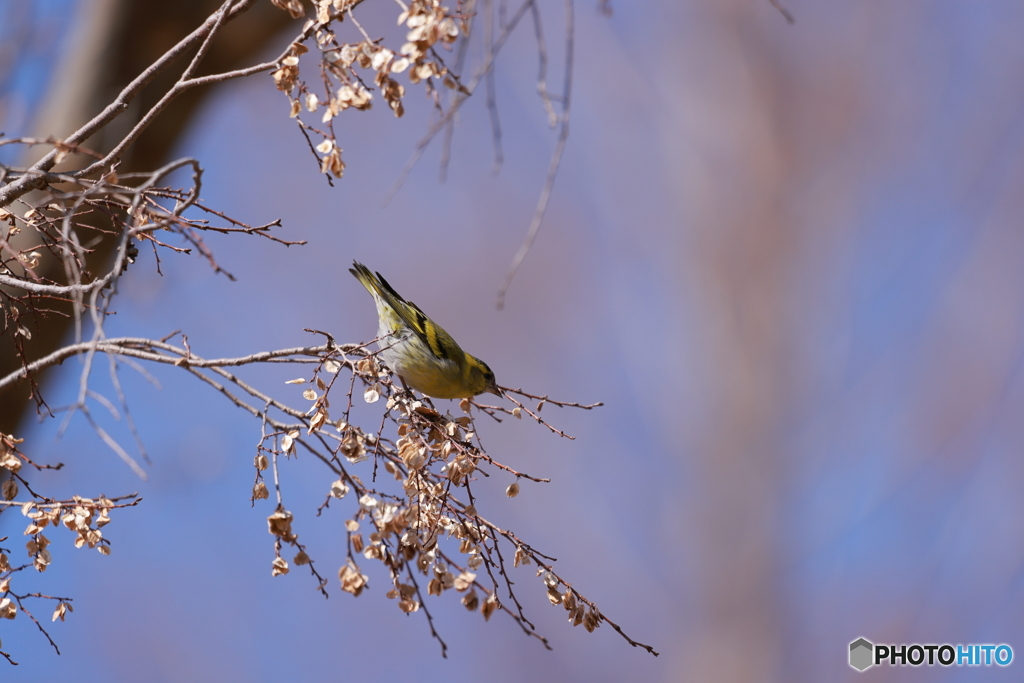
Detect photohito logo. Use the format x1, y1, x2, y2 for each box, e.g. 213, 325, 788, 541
849, 637, 1013, 671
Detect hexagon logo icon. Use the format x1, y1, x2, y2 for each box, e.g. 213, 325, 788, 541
849, 637, 874, 671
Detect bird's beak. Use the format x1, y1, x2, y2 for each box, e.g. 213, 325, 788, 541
483, 382, 502, 397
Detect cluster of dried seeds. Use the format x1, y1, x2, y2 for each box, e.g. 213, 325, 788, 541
270, 0, 466, 179
1, 431, 131, 632
245, 346, 635, 658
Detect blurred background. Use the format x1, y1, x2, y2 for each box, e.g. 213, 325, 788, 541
3, 0, 1024, 681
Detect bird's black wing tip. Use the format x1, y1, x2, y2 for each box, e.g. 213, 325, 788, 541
375, 270, 405, 302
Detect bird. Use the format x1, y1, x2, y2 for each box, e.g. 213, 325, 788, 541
349, 261, 500, 399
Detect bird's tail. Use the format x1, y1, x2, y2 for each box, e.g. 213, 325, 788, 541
350, 260, 412, 322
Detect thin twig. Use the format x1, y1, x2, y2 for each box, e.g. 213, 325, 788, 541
496, 0, 573, 309
484, 0, 505, 174
529, 0, 557, 126
0, 338, 363, 392
769, 0, 795, 24
382, 0, 534, 204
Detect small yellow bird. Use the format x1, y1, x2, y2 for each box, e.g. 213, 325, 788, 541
350, 261, 500, 399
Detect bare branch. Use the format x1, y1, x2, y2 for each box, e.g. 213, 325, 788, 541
769, 0, 796, 24
0, 338, 354, 392
383, 0, 535, 203
497, 0, 574, 308
0, 0, 260, 207
530, 0, 558, 126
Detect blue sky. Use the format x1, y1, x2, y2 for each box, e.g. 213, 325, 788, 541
4, 1, 1024, 681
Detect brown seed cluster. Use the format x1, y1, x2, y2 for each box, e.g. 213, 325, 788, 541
270, 0, 466, 180
248, 351, 638, 657
0, 431, 132, 633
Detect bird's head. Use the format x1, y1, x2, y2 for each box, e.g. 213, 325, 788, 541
465, 355, 501, 397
